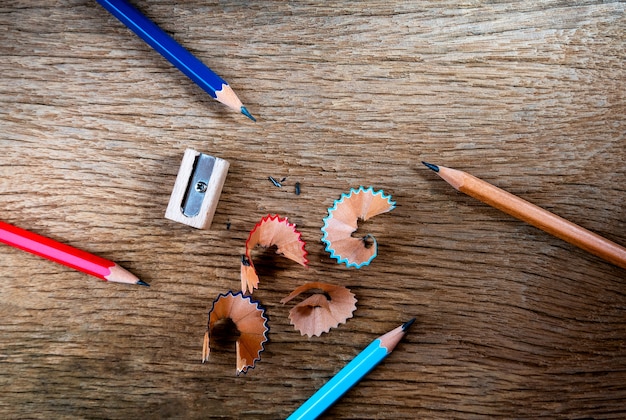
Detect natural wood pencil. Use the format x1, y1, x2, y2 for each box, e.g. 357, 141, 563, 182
423, 162, 626, 270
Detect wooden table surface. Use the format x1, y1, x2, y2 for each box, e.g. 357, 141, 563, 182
1, 1, 625, 418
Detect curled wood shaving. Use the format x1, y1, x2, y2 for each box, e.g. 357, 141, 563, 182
241, 214, 308, 293
321, 186, 395, 268
281, 282, 357, 337
202, 291, 269, 375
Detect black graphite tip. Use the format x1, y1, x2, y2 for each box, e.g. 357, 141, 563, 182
421, 161, 439, 172
402, 318, 416, 331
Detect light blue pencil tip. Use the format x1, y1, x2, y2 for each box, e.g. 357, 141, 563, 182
241, 106, 256, 122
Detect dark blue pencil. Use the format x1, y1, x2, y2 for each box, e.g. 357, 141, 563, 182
95, 0, 255, 121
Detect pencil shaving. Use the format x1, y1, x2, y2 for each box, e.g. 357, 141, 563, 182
281, 282, 357, 337
202, 291, 268, 375
241, 215, 308, 293
321, 187, 395, 268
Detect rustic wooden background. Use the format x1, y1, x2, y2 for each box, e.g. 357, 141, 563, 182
1, 1, 624, 418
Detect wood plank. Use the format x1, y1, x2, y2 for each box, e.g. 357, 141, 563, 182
1, 1, 624, 418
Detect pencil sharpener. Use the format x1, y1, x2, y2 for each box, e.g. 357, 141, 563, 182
165, 149, 229, 229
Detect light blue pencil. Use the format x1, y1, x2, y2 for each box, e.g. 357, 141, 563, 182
288, 319, 415, 420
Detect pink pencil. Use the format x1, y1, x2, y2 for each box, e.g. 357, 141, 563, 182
0, 220, 148, 286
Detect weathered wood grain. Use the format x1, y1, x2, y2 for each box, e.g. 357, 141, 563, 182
0, 0, 624, 418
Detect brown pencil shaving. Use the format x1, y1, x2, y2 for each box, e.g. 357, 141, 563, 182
281, 282, 357, 337
202, 291, 268, 375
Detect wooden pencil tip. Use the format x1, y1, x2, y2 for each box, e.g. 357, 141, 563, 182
136, 280, 150, 287
402, 318, 416, 331
241, 106, 256, 122
422, 161, 439, 172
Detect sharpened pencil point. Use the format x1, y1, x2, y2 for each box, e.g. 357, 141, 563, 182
241, 106, 256, 122
422, 161, 439, 172
136, 280, 150, 287
402, 318, 416, 331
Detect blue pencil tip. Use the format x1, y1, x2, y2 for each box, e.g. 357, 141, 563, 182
422, 161, 439, 172
241, 106, 256, 122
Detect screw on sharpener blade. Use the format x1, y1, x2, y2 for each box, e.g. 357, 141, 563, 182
165, 149, 230, 229
195, 181, 208, 193
181, 154, 216, 217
